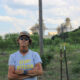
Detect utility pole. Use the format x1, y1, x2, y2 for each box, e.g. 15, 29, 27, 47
39, 0, 44, 55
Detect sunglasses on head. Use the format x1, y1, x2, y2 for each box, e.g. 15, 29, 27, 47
19, 36, 29, 41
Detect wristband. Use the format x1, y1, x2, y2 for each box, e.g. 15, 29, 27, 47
23, 70, 28, 75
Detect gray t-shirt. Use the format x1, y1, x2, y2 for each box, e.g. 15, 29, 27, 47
8, 49, 42, 80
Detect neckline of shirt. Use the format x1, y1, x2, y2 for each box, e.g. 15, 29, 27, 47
18, 49, 31, 57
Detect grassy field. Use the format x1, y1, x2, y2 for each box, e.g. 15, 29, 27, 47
38, 43, 80, 80
0, 43, 80, 80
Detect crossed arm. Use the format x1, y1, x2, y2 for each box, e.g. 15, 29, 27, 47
8, 63, 43, 80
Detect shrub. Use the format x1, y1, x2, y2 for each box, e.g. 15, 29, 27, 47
41, 53, 54, 69
72, 61, 80, 74
72, 64, 80, 73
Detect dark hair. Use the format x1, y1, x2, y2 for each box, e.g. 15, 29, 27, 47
29, 38, 32, 45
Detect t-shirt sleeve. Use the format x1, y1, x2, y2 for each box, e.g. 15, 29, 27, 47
33, 52, 42, 65
8, 54, 15, 66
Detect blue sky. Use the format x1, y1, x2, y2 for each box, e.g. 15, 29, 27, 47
0, 0, 80, 36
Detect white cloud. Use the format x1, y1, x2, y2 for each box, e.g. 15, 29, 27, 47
0, 16, 12, 22
43, 6, 75, 18
45, 18, 64, 25
0, 16, 28, 32
3, 5, 38, 21
0, 16, 26, 24
4, 5, 27, 16
71, 18, 80, 29
43, 0, 67, 7
13, 0, 38, 6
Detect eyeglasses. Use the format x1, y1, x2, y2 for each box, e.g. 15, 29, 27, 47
19, 36, 29, 41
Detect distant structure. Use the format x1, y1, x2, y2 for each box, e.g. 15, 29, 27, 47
29, 32, 33, 35
57, 18, 72, 35
30, 23, 46, 35
48, 32, 57, 36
